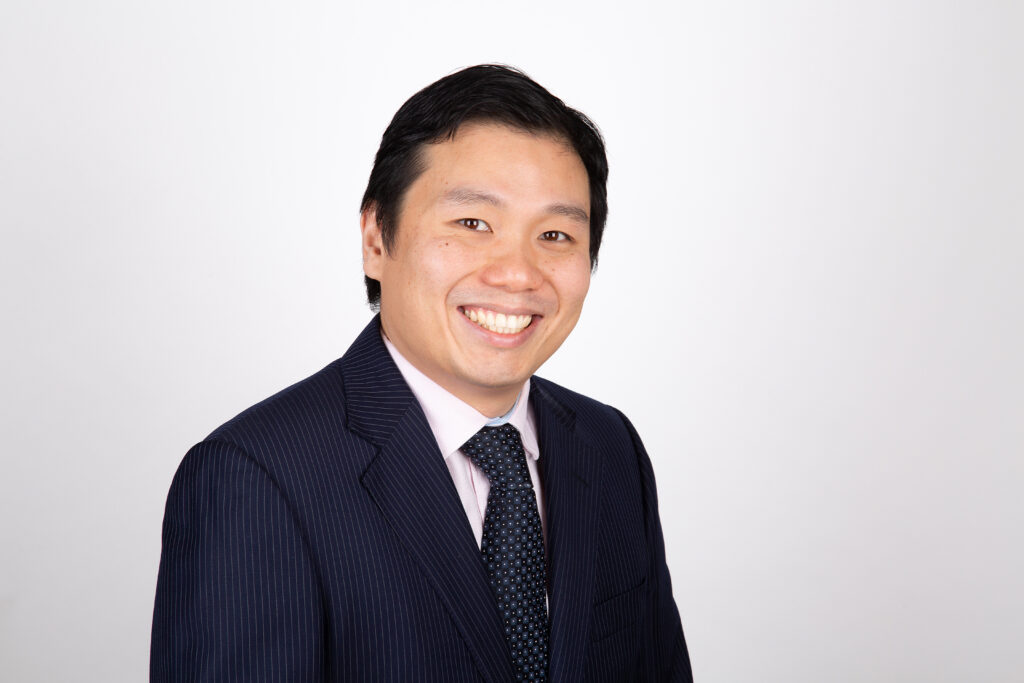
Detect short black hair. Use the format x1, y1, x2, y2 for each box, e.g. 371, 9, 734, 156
360, 64, 608, 307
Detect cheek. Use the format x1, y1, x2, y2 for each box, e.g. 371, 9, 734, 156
406, 240, 475, 302
550, 257, 592, 310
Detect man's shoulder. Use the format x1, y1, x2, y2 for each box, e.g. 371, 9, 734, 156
530, 375, 636, 449
204, 357, 351, 449
200, 317, 391, 450
530, 374, 614, 417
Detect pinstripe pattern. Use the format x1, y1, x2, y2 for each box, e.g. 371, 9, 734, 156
151, 315, 692, 682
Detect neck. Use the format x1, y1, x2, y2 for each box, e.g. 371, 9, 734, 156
379, 324, 522, 418
460, 386, 520, 419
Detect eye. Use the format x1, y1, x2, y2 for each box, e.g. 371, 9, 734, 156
540, 230, 572, 242
457, 218, 491, 232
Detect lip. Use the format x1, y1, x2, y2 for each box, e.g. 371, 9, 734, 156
456, 306, 541, 348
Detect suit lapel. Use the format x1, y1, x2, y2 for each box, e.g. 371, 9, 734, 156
341, 317, 514, 683
532, 380, 603, 683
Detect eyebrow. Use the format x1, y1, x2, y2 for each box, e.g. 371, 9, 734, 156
440, 187, 590, 224
441, 187, 504, 207
545, 203, 590, 225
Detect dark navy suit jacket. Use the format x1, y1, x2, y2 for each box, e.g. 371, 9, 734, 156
151, 316, 692, 682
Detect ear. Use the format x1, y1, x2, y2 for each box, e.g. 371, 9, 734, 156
360, 207, 386, 281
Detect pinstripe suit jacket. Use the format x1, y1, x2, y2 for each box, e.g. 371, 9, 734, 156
151, 316, 692, 682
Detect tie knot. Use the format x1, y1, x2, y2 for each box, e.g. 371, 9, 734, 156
460, 424, 531, 490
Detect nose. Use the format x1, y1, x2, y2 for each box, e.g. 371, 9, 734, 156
479, 233, 544, 292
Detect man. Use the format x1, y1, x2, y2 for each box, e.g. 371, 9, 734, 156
151, 65, 692, 682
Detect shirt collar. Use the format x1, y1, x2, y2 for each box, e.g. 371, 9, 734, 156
382, 334, 539, 462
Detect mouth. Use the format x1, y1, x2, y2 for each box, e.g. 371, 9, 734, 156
459, 306, 535, 335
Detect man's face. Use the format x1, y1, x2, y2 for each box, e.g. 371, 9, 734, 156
362, 122, 592, 415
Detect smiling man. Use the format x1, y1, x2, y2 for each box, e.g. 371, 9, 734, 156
152, 65, 693, 683
363, 121, 592, 417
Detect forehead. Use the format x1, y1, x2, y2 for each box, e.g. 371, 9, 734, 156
408, 122, 590, 209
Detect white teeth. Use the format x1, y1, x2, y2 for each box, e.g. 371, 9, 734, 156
461, 308, 533, 334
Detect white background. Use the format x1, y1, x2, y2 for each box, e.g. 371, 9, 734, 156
2, 1, 1022, 681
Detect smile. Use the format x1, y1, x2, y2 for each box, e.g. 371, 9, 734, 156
460, 307, 534, 335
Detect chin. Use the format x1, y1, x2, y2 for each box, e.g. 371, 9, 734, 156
458, 366, 531, 391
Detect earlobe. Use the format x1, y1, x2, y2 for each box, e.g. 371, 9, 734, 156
360, 208, 385, 280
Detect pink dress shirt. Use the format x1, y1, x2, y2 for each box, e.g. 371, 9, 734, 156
382, 335, 546, 549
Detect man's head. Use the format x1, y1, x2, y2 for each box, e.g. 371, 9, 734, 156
360, 65, 608, 415
361, 65, 608, 304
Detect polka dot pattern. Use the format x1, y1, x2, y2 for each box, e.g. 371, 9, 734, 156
461, 424, 549, 682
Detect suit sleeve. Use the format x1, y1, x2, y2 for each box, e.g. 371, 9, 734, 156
151, 439, 324, 682
616, 410, 695, 682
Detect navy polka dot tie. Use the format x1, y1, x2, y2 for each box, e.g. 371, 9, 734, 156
461, 424, 549, 682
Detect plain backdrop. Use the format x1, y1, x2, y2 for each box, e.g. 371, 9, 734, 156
1, 1, 1021, 681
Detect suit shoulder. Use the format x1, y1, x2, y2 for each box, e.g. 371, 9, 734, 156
204, 358, 350, 449
530, 375, 635, 448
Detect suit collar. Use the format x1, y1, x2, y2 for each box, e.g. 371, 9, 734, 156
342, 316, 516, 682
338, 315, 418, 447
341, 317, 604, 682
531, 379, 603, 682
